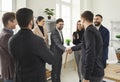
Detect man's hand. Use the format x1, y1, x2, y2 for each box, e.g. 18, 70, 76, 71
82, 79, 90, 82
66, 47, 73, 54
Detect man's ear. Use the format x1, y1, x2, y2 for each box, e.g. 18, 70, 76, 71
8, 20, 12, 24
82, 18, 85, 23
101, 18, 103, 22
30, 20, 33, 25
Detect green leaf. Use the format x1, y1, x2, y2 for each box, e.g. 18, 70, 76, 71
44, 8, 55, 16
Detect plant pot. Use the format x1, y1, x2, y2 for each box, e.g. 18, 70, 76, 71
67, 42, 70, 46
48, 16, 51, 20
116, 49, 120, 63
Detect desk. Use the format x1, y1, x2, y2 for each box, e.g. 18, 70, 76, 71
63, 52, 76, 71
104, 64, 120, 82
63, 44, 76, 70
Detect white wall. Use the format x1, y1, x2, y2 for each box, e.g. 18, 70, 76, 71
72, 0, 94, 33
26, 0, 56, 19
0, 0, 2, 32
80, 0, 93, 13
93, 0, 120, 29
72, 0, 80, 32
15, 0, 26, 11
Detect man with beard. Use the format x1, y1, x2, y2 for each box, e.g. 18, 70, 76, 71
8, 8, 57, 82
50, 18, 66, 82
94, 14, 110, 82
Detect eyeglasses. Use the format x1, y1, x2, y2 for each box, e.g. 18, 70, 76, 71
59, 24, 64, 26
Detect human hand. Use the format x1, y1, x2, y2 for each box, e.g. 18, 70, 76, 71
82, 79, 90, 82
43, 37, 45, 40
66, 47, 73, 54
77, 33, 79, 39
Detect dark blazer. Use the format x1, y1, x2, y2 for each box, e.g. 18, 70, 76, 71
50, 28, 66, 58
72, 29, 84, 45
8, 29, 56, 82
72, 25, 104, 80
99, 25, 109, 60
0, 28, 14, 79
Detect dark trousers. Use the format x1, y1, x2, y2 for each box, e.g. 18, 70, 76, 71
51, 57, 62, 82
103, 59, 107, 68
4, 79, 12, 82
90, 76, 103, 82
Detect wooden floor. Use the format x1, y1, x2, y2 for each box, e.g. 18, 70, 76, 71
104, 63, 120, 82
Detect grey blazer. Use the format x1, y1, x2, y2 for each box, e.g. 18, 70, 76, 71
50, 28, 66, 59
0, 28, 14, 79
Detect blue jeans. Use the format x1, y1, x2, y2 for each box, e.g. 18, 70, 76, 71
4, 79, 12, 82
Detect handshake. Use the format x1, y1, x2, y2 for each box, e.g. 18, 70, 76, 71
65, 47, 73, 54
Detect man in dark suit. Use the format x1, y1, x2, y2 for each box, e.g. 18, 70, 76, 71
0, 12, 17, 82
67, 11, 104, 82
8, 8, 57, 82
94, 14, 110, 82
50, 18, 66, 82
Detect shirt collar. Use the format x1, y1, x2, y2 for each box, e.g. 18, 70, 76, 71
3, 27, 13, 34
95, 25, 101, 30
56, 27, 61, 33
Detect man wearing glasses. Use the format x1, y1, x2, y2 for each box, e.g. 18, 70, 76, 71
50, 18, 66, 82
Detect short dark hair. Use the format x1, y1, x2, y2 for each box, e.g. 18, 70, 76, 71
2, 12, 15, 27
77, 20, 81, 23
95, 14, 103, 19
56, 18, 64, 24
16, 8, 33, 28
36, 16, 44, 24
81, 11, 94, 22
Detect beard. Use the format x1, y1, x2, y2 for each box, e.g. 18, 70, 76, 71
32, 22, 34, 29
80, 24, 84, 29
58, 27, 63, 30
94, 22, 101, 26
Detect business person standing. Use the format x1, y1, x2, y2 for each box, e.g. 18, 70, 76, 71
33, 16, 48, 44
72, 20, 84, 82
0, 12, 17, 82
8, 8, 57, 82
94, 14, 110, 68
68, 11, 104, 82
50, 18, 66, 82
94, 14, 110, 82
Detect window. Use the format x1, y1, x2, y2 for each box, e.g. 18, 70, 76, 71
0, 0, 12, 31
62, 0, 71, 3
56, 0, 72, 42
2, 0, 12, 12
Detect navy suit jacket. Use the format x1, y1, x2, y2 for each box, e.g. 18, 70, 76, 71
99, 25, 109, 60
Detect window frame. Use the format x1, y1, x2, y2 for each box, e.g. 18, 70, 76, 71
56, 0, 72, 41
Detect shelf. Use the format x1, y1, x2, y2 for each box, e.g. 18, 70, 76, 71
111, 40, 120, 42
110, 21, 120, 49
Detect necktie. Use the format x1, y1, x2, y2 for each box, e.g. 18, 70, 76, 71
60, 31, 64, 44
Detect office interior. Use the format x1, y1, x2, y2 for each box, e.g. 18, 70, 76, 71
0, 0, 120, 82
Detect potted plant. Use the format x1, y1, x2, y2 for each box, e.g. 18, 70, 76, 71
116, 35, 120, 39
44, 8, 54, 20
65, 39, 71, 46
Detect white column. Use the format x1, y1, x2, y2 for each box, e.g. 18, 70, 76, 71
16, 0, 26, 11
